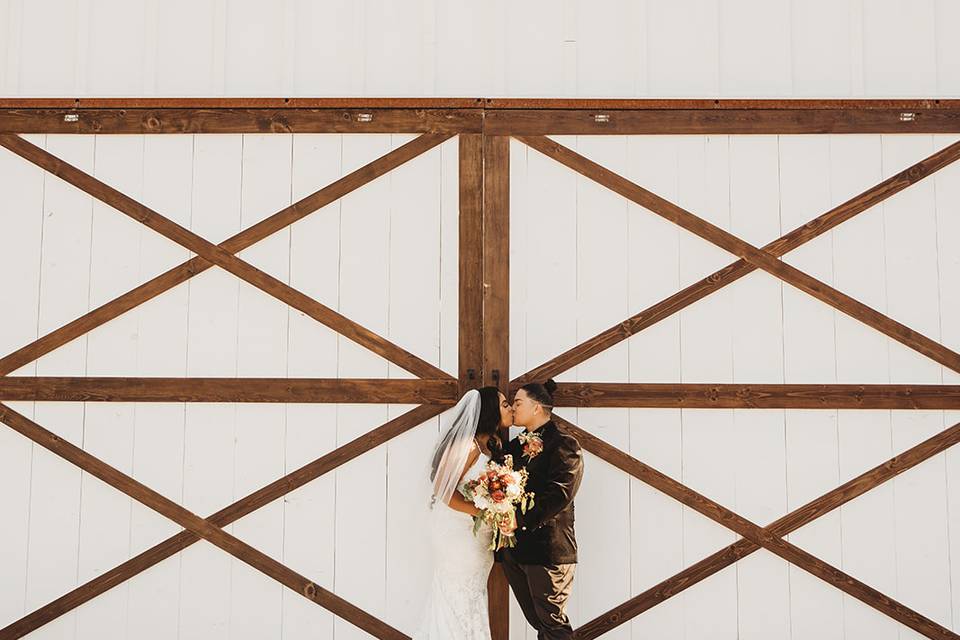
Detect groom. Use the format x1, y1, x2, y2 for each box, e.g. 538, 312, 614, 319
494, 380, 584, 639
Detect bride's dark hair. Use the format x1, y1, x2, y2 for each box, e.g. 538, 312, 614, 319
429, 387, 505, 483
476, 386, 504, 457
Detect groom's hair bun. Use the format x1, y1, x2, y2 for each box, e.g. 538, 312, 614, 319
520, 378, 556, 411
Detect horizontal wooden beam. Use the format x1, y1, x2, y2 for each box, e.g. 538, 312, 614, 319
1, 100, 958, 134
0, 402, 448, 638
0, 377, 458, 403
0, 108, 482, 134
548, 383, 960, 409
488, 109, 960, 134
0, 401, 415, 640
0, 98, 956, 110
577, 418, 960, 638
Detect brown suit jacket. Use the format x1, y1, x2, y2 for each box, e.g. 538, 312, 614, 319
494, 420, 584, 565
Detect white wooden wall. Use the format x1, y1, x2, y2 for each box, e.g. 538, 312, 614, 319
3, 1, 960, 639
0, 133, 461, 639
509, 133, 960, 639
0, 0, 958, 98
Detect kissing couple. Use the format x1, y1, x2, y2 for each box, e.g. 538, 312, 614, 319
413, 379, 584, 639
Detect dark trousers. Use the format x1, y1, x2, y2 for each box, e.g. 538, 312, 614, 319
500, 550, 576, 639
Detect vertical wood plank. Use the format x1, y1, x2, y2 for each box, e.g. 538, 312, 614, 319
862, 0, 937, 96
932, 134, 960, 634
281, 133, 343, 639
791, 0, 853, 96
126, 137, 194, 640
75, 135, 144, 638
460, 134, 483, 393
86, 0, 147, 95
24, 134, 96, 639
882, 135, 952, 633
0, 136, 44, 629
178, 134, 243, 640
677, 134, 739, 640
385, 133, 443, 633
646, 0, 720, 96
728, 135, 790, 640
778, 134, 844, 640
831, 134, 900, 640
626, 135, 685, 638
572, 136, 630, 636
483, 134, 511, 640
334, 134, 392, 639
223, 0, 285, 96
718, 0, 791, 96
230, 134, 293, 639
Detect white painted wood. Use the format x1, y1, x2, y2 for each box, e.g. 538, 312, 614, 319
280, 133, 344, 639
122, 140, 192, 639
933, 136, 960, 633
0, 136, 44, 629
862, 0, 938, 97
646, 0, 720, 96
178, 134, 243, 640
333, 134, 393, 640
224, 0, 286, 97
570, 136, 631, 635
154, 0, 219, 95
719, 0, 792, 97
22, 134, 96, 640
676, 134, 739, 640
229, 134, 294, 639
384, 133, 444, 633
778, 134, 844, 640
727, 135, 791, 640
830, 133, 901, 638
625, 136, 684, 638
791, 0, 853, 96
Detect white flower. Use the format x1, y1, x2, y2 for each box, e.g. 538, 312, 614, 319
506, 483, 521, 497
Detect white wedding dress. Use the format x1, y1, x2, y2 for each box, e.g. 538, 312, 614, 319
412, 453, 495, 640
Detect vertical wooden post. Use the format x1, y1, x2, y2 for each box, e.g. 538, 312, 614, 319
482, 135, 511, 640
459, 134, 484, 395
462, 131, 511, 637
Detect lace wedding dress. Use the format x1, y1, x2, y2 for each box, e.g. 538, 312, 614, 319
412, 453, 495, 640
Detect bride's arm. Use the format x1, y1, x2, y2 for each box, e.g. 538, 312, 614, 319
446, 443, 482, 517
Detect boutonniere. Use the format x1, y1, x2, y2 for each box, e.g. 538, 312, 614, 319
517, 431, 544, 461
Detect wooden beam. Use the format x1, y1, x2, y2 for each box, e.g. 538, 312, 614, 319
0, 403, 448, 639
548, 383, 960, 409
517, 135, 960, 376
0, 108, 482, 134
553, 415, 957, 640
0, 402, 424, 640
487, 109, 960, 135
0, 132, 450, 377
482, 98, 960, 110
1, 98, 958, 109
460, 134, 484, 394
0, 377, 458, 403
576, 418, 960, 638
482, 134, 511, 640
0, 133, 451, 381
513, 136, 960, 384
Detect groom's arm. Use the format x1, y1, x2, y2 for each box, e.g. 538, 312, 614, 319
514, 436, 583, 532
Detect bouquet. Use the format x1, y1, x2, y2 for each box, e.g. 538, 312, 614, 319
459, 454, 535, 551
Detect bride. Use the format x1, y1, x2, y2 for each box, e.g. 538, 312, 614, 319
412, 386, 514, 640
